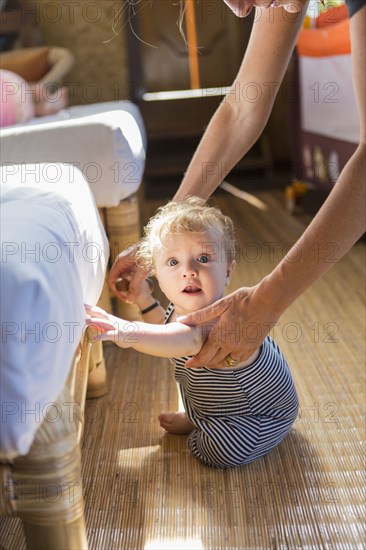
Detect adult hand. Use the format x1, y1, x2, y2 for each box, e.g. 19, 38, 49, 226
107, 242, 149, 303
177, 285, 281, 368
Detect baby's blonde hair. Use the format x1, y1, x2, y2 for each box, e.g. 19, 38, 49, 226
136, 196, 235, 271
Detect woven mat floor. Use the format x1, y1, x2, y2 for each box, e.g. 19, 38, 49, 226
1, 191, 365, 549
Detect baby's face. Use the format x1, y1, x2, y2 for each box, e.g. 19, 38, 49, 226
153, 230, 234, 316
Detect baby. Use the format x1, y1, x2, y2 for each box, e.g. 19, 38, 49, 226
87, 197, 299, 468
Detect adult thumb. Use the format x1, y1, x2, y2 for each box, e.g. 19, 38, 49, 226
125, 269, 148, 301
177, 297, 228, 326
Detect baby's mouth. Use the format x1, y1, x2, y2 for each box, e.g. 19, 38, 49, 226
183, 285, 202, 294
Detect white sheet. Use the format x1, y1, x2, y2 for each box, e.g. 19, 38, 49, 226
0, 164, 109, 458
0, 101, 146, 207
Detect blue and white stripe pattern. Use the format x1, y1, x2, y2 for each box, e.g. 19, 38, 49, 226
165, 304, 299, 468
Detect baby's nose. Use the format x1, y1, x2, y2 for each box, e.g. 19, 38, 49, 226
182, 262, 197, 277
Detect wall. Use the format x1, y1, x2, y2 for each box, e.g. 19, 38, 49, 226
36, 0, 130, 105
34, 0, 289, 162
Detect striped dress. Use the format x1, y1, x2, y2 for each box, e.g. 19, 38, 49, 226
165, 304, 299, 468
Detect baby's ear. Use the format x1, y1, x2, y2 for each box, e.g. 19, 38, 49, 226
226, 259, 236, 284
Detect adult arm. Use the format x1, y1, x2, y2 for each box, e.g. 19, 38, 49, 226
108, 6, 305, 299
179, 6, 366, 368
174, 6, 306, 199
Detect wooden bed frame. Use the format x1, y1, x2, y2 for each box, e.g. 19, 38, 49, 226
0, 337, 107, 549
0, 191, 141, 548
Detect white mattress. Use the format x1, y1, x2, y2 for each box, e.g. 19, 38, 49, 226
0, 164, 109, 459
0, 101, 146, 207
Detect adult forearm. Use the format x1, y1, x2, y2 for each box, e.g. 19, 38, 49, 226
174, 7, 306, 202
174, 98, 267, 201
259, 144, 366, 315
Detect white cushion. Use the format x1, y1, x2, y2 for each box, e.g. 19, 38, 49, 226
0, 101, 146, 207
0, 164, 109, 458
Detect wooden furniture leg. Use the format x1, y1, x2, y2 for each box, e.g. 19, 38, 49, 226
97, 207, 113, 314
0, 336, 98, 549
87, 340, 108, 399
105, 193, 141, 320
10, 387, 88, 549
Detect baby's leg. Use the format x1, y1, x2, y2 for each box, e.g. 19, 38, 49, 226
158, 412, 195, 435
187, 416, 263, 468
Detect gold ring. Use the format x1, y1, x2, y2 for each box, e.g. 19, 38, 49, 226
225, 354, 240, 367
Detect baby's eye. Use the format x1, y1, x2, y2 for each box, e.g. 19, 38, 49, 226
167, 258, 178, 266
197, 255, 209, 263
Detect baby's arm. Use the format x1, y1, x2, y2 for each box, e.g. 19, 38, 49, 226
86, 306, 203, 358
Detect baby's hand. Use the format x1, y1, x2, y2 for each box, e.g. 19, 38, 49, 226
85, 304, 111, 321
85, 304, 115, 342
85, 304, 138, 349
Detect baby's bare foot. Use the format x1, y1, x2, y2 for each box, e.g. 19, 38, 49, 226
158, 411, 195, 435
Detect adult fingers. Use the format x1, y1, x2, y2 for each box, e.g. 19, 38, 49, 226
107, 243, 140, 297
177, 296, 229, 326
125, 268, 150, 302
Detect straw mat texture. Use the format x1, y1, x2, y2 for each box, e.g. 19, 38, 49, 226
1, 191, 364, 549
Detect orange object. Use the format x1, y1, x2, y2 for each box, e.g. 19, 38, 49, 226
316, 3, 348, 27
297, 3, 350, 58
184, 0, 200, 89
292, 181, 308, 196
285, 181, 309, 213
297, 17, 350, 57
